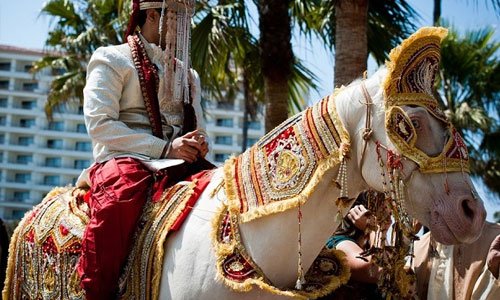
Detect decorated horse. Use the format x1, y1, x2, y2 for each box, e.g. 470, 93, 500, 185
2, 27, 486, 300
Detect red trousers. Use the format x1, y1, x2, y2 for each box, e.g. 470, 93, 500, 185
77, 157, 152, 300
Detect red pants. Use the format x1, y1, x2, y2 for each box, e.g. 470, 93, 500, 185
77, 157, 152, 300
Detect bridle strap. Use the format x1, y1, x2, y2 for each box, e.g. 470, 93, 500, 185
359, 82, 374, 179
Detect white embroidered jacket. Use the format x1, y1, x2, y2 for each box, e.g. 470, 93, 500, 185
83, 38, 207, 164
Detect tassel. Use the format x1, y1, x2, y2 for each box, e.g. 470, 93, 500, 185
295, 278, 303, 290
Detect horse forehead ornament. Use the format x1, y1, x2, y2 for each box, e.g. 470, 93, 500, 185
383, 27, 469, 174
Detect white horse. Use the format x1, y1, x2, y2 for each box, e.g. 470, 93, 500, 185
158, 32, 486, 299
3, 27, 487, 300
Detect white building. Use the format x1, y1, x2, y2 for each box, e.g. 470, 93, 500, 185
0, 44, 265, 220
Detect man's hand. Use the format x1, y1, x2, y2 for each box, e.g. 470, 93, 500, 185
193, 133, 209, 158
167, 130, 203, 163
487, 233, 500, 279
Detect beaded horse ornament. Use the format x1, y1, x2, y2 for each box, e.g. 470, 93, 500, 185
383, 27, 469, 174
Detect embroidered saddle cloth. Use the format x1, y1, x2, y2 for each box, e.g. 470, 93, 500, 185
2, 171, 212, 300
212, 206, 350, 299
223, 94, 350, 223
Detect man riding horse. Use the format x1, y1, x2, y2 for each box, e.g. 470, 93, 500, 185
76, 0, 212, 298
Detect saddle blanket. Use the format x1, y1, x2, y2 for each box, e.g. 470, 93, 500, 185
2, 170, 213, 300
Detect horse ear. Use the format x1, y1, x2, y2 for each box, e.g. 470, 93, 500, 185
383, 27, 448, 108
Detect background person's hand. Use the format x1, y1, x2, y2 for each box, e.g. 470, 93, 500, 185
487, 233, 500, 279
347, 205, 374, 232
167, 130, 202, 163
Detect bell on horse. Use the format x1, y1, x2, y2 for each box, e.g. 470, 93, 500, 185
3, 27, 486, 300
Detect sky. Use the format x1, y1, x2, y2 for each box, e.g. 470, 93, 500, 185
0, 0, 499, 219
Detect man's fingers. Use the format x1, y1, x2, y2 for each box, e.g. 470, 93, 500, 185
180, 145, 199, 156
183, 130, 199, 138
183, 139, 203, 151
179, 152, 197, 163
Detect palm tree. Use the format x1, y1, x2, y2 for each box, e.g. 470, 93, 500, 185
193, 0, 318, 144
305, 0, 418, 87
436, 25, 500, 196
257, 0, 294, 132
32, 0, 128, 118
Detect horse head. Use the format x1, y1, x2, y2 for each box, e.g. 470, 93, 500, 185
349, 27, 486, 245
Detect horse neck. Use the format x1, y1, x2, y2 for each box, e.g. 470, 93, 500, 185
237, 82, 376, 288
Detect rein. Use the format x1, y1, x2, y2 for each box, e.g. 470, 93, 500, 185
358, 82, 374, 181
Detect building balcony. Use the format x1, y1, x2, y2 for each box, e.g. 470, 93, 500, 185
0, 201, 36, 210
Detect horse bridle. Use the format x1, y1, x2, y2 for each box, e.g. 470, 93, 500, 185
359, 82, 374, 177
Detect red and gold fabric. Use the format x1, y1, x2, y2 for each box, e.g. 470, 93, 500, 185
211, 206, 350, 299
2, 170, 213, 300
383, 27, 470, 173
223, 93, 350, 223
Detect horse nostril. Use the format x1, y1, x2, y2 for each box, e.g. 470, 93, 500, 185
461, 199, 475, 221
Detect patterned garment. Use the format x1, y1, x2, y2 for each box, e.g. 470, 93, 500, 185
223, 93, 350, 223
3, 170, 213, 300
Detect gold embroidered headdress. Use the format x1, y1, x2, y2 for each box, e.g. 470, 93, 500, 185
383, 27, 470, 173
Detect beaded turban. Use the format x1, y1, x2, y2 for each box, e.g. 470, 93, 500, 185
126, 0, 196, 108
383, 27, 470, 174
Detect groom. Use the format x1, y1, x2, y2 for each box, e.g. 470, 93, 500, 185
76, 1, 213, 299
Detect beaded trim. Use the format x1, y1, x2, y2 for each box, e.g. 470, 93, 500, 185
128, 34, 164, 139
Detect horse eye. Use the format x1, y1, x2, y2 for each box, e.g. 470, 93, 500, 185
411, 119, 420, 129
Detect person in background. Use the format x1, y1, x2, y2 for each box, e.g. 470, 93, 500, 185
320, 191, 390, 300
413, 221, 500, 300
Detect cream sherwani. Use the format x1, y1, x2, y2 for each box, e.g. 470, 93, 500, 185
78, 35, 207, 185
413, 222, 500, 300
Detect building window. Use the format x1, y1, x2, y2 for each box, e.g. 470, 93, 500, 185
74, 160, 90, 169
248, 121, 261, 130
22, 82, 38, 91
15, 173, 31, 183
215, 153, 230, 163
75, 141, 91, 152
76, 124, 87, 133
215, 136, 232, 145
216, 102, 234, 110
47, 139, 63, 149
20, 118, 36, 128
0, 80, 9, 89
48, 121, 64, 131
0, 134, 4, 144
0, 116, 6, 126
24, 65, 33, 72
0, 62, 11, 71
18, 136, 34, 146
78, 106, 84, 115
216, 118, 233, 128
21, 101, 36, 109
0, 98, 7, 107
16, 155, 33, 165
12, 209, 27, 219
246, 138, 259, 148
45, 157, 61, 167
13, 192, 30, 202
44, 175, 60, 186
